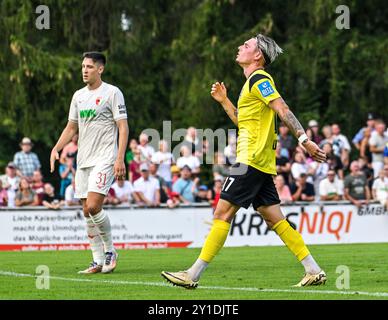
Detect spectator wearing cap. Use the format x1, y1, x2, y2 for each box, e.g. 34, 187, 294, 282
176, 145, 200, 175
0, 162, 20, 207
15, 177, 38, 207
331, 123, 351, 169
172, 165, 198, 204
319, 169, 344, 201
352, 113, 376, 151
369, 119, 388, 178
278, 123, 296, 159
290, 173, 315, 202
138, 133, 155, 162
13, 137, 41, 180
307, 120, 323, 145
133, 163, 160, 207
344, 160, 371, 208
170, 165, 180, 185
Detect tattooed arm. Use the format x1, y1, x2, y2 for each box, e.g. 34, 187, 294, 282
269, 98, 327, 163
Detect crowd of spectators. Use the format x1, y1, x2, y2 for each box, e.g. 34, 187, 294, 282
1, 113, 387, 210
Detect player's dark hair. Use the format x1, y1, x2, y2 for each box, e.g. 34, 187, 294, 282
82, 52, 106, 65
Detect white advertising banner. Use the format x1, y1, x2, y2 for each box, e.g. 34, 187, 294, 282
0, 203, 387, 251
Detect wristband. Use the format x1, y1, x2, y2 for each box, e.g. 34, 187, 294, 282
298, 133, 308, 144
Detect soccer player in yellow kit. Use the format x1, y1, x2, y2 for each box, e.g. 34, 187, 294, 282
162, 34, 327, 288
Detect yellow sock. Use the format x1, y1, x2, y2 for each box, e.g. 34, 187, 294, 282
273, 219, 310, 261
199, 219, 231, 263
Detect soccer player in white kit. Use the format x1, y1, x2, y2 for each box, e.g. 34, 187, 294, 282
50, 52, 129, 274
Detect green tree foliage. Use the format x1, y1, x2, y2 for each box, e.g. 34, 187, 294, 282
0, 0, 387, 173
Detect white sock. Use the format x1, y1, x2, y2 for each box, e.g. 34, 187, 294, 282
85, 216, 105, 265
187, 258, 209, 281
301, 254, 321, 274
89, 209, 114, 253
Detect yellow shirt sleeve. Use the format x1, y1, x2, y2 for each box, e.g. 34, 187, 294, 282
251, 78, 281, 105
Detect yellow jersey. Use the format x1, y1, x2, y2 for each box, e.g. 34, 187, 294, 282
236, 69, 281, 175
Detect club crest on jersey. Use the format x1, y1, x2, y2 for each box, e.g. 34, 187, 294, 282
258, 80, 274, 97
96, 97, 102, 105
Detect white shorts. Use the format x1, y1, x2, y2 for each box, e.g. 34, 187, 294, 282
74, 163, 115, 199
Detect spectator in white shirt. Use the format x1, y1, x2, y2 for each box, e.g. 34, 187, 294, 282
65, 179, 80, 206
151, 139, 175, 187
176, 145, 200, 175
319, 170, 344, 201
133, 163, 160, 207
291, 152, 311, 183
111, 179, 134, 204
369, 120, 388, 178
372, 167, 388, 209
0, 162, 20, 208
138, 132, 155, 161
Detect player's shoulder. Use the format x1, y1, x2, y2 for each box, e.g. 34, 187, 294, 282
248, 69, 275, 89
103, 82, 124, 96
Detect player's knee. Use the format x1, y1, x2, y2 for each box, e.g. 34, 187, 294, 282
213, 209, 233, 223
86, 203, 102, 215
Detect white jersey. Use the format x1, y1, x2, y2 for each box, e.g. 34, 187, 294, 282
68, 82, 127, 168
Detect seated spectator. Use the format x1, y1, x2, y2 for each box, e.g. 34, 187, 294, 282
291, 152, 311, 183
344, 160, 371, 208
129, 148, 142, 183
372, 167, 388, 209
151, 139, 175, 188
0, 180, 8, 207
384, 141, 388, 165
208, 175, 224, 210
274, 175, 292, 204
290, 173, 315, 202
172, 165, 198, 204
111, 179, 134, 205
15, 178, 38, 207
31, 170, 45, 205
176, 145, 200, 175
13, 137, 41, 181
149, 163, 169, 203
212, 152, 230, 179
65, 180, 80, 206
308, 160, 329, 198
133, 163, 160, 207
59, 134, 78, 165
104, 188, 121, 206
0, 162, 20, 208
276, 142, 291, 185
42, 183, 64, 209
183, 126, 201, 156
319, 170, 344, 201
195, 185, 209, 203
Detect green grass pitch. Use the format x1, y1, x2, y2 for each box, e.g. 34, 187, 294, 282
1, 243, 388, 300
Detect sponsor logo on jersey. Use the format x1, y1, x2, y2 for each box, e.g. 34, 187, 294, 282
258, 80, 274, 97
80, 109, 97, 118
